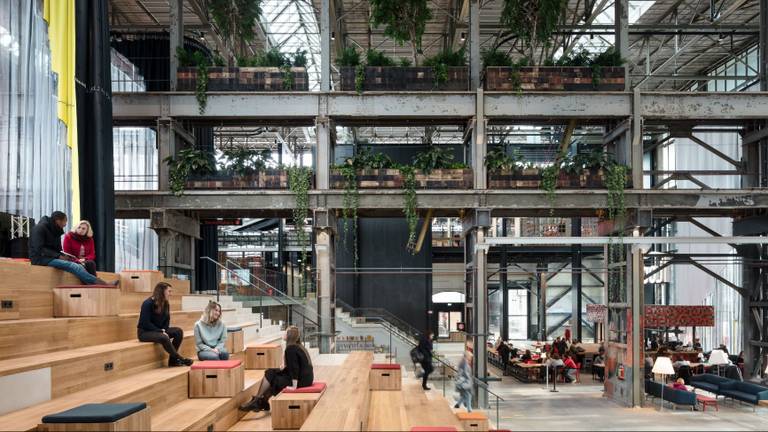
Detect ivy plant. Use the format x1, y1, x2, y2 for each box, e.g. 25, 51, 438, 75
177, 47, 210, 114
288, 166, 312, 266
540, 164, 559, 214
605, 162, 628, 221
399, 165, 419, 253
369, 0, 432, 65
164, 147, 214, 196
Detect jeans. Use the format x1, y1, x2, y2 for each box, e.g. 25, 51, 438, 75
456, 389, 472, 411
47, 259, 99, 284
138, 327, 184, 359
198, 349, 230, 361
565, 368, 577, 382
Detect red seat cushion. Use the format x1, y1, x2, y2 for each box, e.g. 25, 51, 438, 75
55, 285, 120, 289
410, 427, 457, 432
371, 363, 401, 370
281, 381, 327, 394
190, 359, 242, 370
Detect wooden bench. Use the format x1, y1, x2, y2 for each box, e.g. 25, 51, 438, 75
245, 343, 282, 369
226, 326, 245, 354
456, 411, 489, 431
0, 307, 232, 361
119, 270, 163, 293
370, 363, 402, 390
400, 379, 463, 431
271, 381, 327, 430
189, 360, 245, 398
300, 351, 373, 431
38, 402, 150, 432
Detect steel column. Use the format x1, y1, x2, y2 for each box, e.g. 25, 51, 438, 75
571, 218, 583, 341
469, 0, 481, 90
500, 219, 509, 341
157, 118, 175, 191
314, 225, 335, 353
473, 90, 487, 189
169, 0, 183, 91
631, 243, 644, 407
320, 0, 332, 91
615, 0, 630, 91
472, 226, 489, 407
316, 116, 331, 189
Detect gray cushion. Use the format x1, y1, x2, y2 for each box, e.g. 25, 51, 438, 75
42, 403, 146, 424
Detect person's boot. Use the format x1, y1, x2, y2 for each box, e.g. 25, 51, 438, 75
239, 396, 258, 411
168, 356, 185, 367
180, 357, 194, 366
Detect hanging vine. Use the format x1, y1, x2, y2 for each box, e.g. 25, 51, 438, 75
605, 163, 628, 221
288, 166, 312, 266
400, 165, 419, 253
540, 164, 559, 215
339, 164, 360, 267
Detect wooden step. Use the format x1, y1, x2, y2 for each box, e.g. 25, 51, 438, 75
0, 308, 234, 361
401, 379, 463, 430
152, 369, 264, 431
0, 366, 190, 431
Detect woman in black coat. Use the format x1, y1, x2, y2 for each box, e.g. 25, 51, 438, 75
417, 331, 435, 390
240, 326, 314, 412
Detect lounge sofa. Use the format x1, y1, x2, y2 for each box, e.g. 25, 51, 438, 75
645, 380, 696, 409
690, 373, 730, 394
718, 381, 768, 406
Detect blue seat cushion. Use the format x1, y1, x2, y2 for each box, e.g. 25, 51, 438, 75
691, 381, 719, 393
720, 390, 758, 403
42, 403, 147, 424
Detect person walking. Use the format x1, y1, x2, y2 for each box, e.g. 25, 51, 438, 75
454, 350, 473, 412
417, 331, 435, 390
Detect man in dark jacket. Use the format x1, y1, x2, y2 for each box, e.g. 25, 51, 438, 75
30, 211, 113, 285
417, 331, 435, 390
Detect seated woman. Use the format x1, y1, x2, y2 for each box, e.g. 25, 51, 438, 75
240, 326, 314, 412
194, 301, 230, 360
520, 349, 533, 362
137, 282, 193, 367
671, 378, 688, 391
62, 220, 97, 277
593, 348, 606, 381
563, 353, 578, 383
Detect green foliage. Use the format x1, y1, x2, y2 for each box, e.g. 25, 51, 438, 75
338, 163, 360, 267
354, 64, 366, 93
337, 47, 361, 67
399, 58, 413, 67
177, 48, 210, 114
500, 0, 567, 51
281, 65, 295, 90
292, 49, 308, 67
399, 165, 419, 253
481, 48, 513, 68
164, 147, 214, 196
369, 0, 432, 64
540, 164, 559, 214
484, 148, 524, 172
605, 162, 628, 221
288, 166, 312, 266
212, 55, 226, 67
412, 146, 465, 173
554, 47, 624, 85
220, 147, 272, 176
260, 47, 291, 67
209, 0, 262, 43
365, 49, 397, 67
423, 48, 465, 87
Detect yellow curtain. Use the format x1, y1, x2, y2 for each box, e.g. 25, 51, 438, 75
43, 0, 79, 222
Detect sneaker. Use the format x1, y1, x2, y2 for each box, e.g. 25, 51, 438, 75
422, 386, 431, 391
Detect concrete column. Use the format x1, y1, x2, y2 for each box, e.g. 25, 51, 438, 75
538, 264, 547, 340
169, 0, 184, 91
314, 209, 336, 353
500, 219, 509, 341
469, 0, 481, 90
472, 90, 487, 189
320, 0, 332, 91
151, 210, 200, 287
761, 0, 767, 91
316, 116, 331, 189
157, 118, 176, 191
571, 218, 583, 341
472, 225, 489, 408
615, 0, 630, 91
630, 241, 645, 407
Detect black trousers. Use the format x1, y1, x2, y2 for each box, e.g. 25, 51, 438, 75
138, 327, 184, 359
420, 360, 433, 388
83, 260, 97, 276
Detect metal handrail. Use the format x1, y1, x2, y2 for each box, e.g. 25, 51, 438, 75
334, 299, 504, 428
201, 256, 321, 330
335, 299, 421, 340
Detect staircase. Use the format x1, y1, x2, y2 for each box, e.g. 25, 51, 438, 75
181, 294, 283, 342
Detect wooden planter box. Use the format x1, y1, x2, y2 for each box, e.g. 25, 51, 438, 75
330, 168, 472, 189
488, 168, 612, 189
186, 169, 309, 190
485, 66, 625, 91
176, 67, 309, 91
340, 66, 469, 91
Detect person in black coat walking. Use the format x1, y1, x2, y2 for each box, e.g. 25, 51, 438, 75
417, 331, 435, 390
240, 326, 314, 412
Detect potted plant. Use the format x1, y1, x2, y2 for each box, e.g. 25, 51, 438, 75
176, 47, 211, 113
237, 48, 309, 91
165, 147, 215, 196
369, 0, 432, 66
485, 148, 541, 188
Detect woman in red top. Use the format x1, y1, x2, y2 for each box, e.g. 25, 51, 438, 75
62, 220, 97, 276
563, 353, 579, 383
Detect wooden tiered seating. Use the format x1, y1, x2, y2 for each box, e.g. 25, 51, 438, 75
53, 285, 121, 317
369, 363, 402, 390
368, 377, 463, 432
245, 343, 282, 369
456, 411, 489, 431
226, 326, 245, 355
189, 360, 245, 398
300, 351, 373, 431
271, 381, 327, 430
119, 270, 163, 292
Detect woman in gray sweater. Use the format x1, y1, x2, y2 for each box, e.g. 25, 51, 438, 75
194, 301, 229, 360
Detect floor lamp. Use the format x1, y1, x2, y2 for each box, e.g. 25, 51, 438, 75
708, 349, 729, 376
652, 356, 674, 412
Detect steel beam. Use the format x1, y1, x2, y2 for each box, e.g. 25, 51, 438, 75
113, 92, 768, 122
115, 189, 768, 218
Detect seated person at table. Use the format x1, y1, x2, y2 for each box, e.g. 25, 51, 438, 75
194, 301, 230, 360
520, 349, 533, 362
692, 338, 702, 351
563, 353, 578, 383
671, 378, 688, 391
509, 343, 519, 359
593, 348, 606, 381
240, 326, 314, 412
672, 355, 690, 369
497, 340, 511, 375
546, 353, 564, 371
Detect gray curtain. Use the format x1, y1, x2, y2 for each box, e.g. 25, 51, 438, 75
0, 0, 71, 220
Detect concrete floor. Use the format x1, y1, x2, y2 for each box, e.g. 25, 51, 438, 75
433, 342, 768, 431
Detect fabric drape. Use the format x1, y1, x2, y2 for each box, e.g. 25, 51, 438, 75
75, 0, 114, 271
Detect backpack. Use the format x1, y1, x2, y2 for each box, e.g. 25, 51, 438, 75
410, 347, 424, 363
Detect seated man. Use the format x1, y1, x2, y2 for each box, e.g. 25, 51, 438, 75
29, 211, 115, 286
